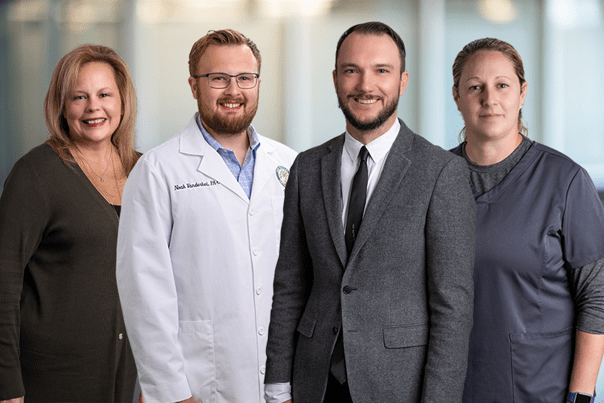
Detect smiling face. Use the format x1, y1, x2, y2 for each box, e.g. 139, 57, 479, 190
453, 50, 527, 143
188, 44, 260, 138
333, 32, 408, 141
64, 62, 122, 146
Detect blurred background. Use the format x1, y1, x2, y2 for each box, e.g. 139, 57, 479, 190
0, 0, 604, 397
1, 0, 604, 189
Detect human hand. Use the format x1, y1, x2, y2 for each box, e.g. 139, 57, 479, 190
177, 397, 197, 403
0, 397, 24, 403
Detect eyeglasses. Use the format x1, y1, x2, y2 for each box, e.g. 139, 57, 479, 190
193, 72, 260, 89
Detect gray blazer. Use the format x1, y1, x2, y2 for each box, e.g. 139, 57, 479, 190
265, 120, 476, 402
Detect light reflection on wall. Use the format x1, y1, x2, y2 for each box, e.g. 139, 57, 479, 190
1, 0, 603, 187
549, 0, 602, 28
477, 0, 519, 24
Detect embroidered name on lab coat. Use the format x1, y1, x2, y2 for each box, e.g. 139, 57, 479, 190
174, 180, 220, 191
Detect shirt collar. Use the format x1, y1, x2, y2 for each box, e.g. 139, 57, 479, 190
343, 118, 400, 164
196, 113, 261, 153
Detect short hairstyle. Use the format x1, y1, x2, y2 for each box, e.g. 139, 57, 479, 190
188, 29, 262, 77
335, 21, 406, 73
44, 44, 139, 174
452, 37, 527, 135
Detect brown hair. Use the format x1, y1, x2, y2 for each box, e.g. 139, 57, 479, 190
44, 44, 139, 174
188, 29, 262, 77
452, 37, 527, 136
335, 21, 406, 73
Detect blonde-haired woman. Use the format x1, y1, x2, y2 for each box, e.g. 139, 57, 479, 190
0, 44, 139, 402
451, 38, 604, 403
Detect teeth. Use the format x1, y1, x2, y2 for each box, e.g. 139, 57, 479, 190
223, 103, 241, 108
84, 118, 106, 124
357, 99, 377, 104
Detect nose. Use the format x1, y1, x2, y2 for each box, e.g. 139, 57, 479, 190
86, 96, 100, 112
481, 86, 496, 107
356, 71, 373, 93
223, 77, 241, 95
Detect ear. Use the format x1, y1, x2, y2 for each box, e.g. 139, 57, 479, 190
332, 69, 339, 92
188, 76, 199, 100
519, 81, 528, 108
399, 71, 409, 96
452, 85, 461, 111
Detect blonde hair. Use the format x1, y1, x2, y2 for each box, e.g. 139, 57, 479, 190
452, 38, 528, 140
188, 29, 261, 77
44, 44, 139, 174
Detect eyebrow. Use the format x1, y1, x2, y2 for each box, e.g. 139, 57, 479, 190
464, 75, 513, 82
72, 87, 115, 93
338, 62, 396, 70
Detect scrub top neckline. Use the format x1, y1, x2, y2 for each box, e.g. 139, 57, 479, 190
470, 141, 538, 204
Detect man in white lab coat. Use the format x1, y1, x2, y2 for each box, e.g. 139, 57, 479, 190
116, 29, 297, 403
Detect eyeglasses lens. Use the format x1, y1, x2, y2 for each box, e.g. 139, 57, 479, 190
207, 73, 257, 89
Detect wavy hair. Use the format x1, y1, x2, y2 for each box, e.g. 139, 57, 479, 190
44, 44, 139, 174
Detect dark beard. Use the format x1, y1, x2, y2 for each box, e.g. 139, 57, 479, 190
199, 101, 258, 136
338, 95, 398, 132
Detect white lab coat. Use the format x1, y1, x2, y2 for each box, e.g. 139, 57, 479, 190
116, 115, 297, 403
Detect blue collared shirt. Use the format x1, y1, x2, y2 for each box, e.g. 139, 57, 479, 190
196, 114, 260, 199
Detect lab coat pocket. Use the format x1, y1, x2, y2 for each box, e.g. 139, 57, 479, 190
509, 327, 573, 403
179, 320, 217, 403
383, 323, 429, 349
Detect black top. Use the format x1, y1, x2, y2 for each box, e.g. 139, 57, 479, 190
0, 143, 136, 401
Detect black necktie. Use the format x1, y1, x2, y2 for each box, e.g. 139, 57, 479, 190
345, 146, 369, 256
330, 146, 369, 385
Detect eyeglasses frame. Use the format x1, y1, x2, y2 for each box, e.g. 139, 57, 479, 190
192, 72, 260, 89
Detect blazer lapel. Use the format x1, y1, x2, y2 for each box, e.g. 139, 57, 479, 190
348, 120, 413, 261
321, 135, 347, 268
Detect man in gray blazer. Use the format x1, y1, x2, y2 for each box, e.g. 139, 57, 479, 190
264, 22, 476, 402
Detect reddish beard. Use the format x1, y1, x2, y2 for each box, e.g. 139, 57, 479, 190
198, 98, 258, 136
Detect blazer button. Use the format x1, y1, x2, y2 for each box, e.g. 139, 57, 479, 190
343, 286, 352, 294
332, 326, 338, 334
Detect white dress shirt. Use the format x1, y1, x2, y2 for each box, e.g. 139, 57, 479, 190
340, 119, 401, 226
265, 119, 400, 403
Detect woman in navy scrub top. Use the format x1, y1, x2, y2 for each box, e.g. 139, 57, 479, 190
451, 38, 604, 403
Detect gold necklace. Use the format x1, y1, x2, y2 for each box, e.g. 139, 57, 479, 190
110, 150, 123, 202
75, 145, 112, 182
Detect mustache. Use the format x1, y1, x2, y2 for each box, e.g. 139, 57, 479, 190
217, 97, 245, 104
348, 93, 382, 100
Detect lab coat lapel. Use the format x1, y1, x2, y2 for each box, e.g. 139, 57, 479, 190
179, 116, 249, 203
321, 135, 347, 268
250, 140, 280, 200
348, 121, 412, 262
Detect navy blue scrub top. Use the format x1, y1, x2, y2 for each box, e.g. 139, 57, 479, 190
452, 142, 604, 403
